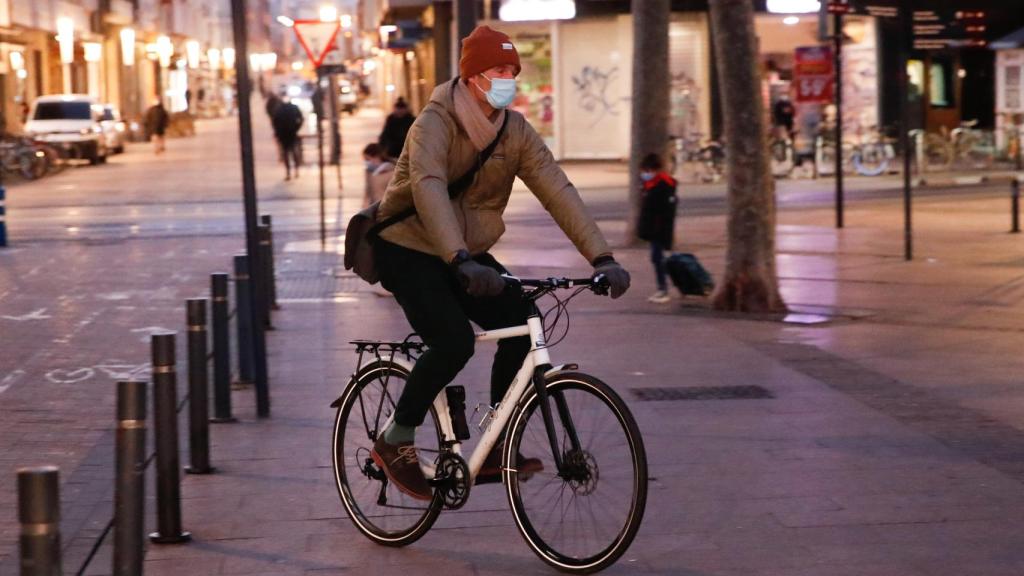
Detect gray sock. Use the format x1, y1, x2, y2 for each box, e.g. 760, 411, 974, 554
383, 421, 415, 445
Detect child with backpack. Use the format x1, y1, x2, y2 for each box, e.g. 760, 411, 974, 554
636, 153, 678, 303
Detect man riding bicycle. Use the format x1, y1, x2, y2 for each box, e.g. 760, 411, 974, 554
371, 25, 631, 500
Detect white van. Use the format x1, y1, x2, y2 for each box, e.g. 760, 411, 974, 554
24, 94, 108, 164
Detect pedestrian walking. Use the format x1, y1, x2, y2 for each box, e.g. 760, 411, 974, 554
364, 25, 630, 500
272, 98, 304, 181
636, 153, 678, 304
772, 93, 796, 141
143, 100, 170, 155
377, 97, 415, 160
362, 143, 394, 208
264, 93, 282, 120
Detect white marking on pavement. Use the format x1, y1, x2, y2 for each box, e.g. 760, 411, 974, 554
0, 370, 26, 395
2, 308, 51, 321
45, 368, 95, 384
95, 361, 151, 381
131, 326, 175, 341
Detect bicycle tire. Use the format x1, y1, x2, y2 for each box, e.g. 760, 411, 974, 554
852, 143, 889, 177
332, 360, 444, 546
505, 372, 647, 574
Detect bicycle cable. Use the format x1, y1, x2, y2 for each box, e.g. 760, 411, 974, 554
540, 286, 588, 350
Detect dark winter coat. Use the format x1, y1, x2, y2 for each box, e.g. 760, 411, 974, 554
637, 173, 677, 249
378, 111, 416, 160
271, 102, 304, 148
143, 104, 170, 137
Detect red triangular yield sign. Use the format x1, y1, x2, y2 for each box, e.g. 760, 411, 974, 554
293, 20, 341, 68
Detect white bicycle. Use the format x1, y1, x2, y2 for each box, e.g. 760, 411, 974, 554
331, 276, 648, 573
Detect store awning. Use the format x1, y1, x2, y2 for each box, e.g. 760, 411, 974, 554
383, 0, 432, 22
384, 19, 430, 50
991, 27, 1024, 50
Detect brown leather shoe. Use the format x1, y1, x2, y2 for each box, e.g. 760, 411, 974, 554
371, 436, 433, 501
476, 442, 543, 485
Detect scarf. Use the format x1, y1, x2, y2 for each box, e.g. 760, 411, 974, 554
453, 81, 506, 152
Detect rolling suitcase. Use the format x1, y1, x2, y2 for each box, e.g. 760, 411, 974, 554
666, 253, 714, 296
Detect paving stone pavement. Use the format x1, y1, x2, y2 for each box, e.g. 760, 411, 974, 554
3, 104, 1024, 574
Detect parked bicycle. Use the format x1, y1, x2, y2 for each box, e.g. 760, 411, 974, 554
815, 124, 894, 177
910, 128, 953, 173
0, 134, 47, 180
332, 275, 648, 573
951, 120, 996, 170
667, 133, 725, 183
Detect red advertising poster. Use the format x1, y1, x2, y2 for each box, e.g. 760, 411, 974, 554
794, 46, 834, 104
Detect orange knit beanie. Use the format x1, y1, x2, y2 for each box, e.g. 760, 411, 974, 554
459, 25, 521, 81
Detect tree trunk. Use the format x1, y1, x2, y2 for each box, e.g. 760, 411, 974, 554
627, 0, 671, 243
708, 0, 787, 313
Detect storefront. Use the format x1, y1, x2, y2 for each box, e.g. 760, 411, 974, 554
483, 7, 878, 161
993, 29, 1024, 155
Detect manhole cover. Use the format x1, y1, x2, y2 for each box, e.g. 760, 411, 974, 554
630, 385, 773, 401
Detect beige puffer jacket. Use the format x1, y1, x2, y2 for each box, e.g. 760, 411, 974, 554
377, 79, 611, 264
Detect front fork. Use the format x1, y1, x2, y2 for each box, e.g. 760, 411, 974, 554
531, 366, 582, 476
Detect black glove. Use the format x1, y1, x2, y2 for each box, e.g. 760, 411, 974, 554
592, 256, 630, 299
452, 251, 505, 297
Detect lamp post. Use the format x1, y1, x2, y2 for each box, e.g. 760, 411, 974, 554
83, 42, 102, 99
57, 17, 75, 93
120, 28, 137, 123
157, 36, 173, 107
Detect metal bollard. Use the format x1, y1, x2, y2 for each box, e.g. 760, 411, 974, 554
0, 184, 7, 248
186, 299, 215, 474
260, 214, 279, 310
17, 466, 61, 576
257, 225, 274, 330
234, 255, 255, 386
149, 334, 191, 544
210, 274, 236, 423
1012, 179, 1021, 234
113, 381, 147, 576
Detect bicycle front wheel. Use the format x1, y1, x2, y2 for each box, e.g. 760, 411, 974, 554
332, 360, 443, 546
505, 373, 647, 574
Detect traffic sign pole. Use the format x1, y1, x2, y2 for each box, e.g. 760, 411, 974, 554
833, 9, 844, 229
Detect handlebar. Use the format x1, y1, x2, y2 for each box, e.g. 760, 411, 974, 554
502, 275, 610, 297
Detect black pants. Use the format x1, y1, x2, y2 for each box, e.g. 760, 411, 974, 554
375, 239, 531, 428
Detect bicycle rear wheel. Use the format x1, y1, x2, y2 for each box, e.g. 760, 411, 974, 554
505, 373, 647, 574
332, 360, 443, 546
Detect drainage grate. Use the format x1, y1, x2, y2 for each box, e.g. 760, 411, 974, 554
630, 385, 774, 401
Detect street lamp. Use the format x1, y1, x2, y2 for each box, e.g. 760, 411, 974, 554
56, 17, 75, 64
83, 42, 102, 99
56, 17, 75, 93
207, 48, 221, 70
276, 15, 294, 27
156, 35, 173, 68
120, 27, 135, 66
186, 40, 201, 69
340, 14, 352, 29
223, 48, 236, 69
320, 5, 338, 23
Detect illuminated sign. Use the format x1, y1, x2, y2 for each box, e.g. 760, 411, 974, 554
500, 0, 576, 22
767, 0, 821, 14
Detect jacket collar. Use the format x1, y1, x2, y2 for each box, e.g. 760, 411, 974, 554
643, 172, 676, 190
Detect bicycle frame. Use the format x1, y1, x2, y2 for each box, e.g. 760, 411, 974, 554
375, 311, 577, 484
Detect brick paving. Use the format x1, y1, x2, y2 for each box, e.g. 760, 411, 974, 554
2, 104, 1024, 574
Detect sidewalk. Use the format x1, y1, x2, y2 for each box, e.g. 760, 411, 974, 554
137, 156, 1024, 574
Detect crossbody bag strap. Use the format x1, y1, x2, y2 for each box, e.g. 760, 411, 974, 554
368, 112, 510, 239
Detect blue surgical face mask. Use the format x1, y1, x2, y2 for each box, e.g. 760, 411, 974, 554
477, 74, 517, 109
640, 172, 655, 182
365, 160, 379, 172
